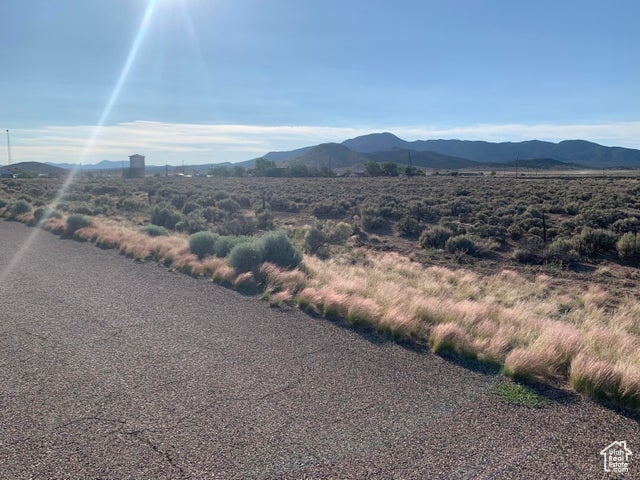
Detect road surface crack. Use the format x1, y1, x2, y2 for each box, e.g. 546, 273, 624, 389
124, 429, 188, 479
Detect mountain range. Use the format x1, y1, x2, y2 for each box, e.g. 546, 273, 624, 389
257, 132, 640, 169
38, 132, 640, 171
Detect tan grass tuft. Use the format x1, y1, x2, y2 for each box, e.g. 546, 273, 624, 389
569, 353, 623, 402
346, 295, 380, 327
429, 322, 476, 358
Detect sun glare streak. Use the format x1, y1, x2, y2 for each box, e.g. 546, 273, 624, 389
180, 2, 211, 83
0, 0, 158, 285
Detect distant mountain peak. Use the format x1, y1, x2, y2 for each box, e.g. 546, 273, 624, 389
342, 132, 407, 152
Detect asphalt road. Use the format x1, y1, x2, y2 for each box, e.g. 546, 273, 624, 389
1, 221, 638, 479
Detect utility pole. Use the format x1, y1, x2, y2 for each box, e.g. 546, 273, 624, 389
6, 129, 12, 165
515, 157, 519, 178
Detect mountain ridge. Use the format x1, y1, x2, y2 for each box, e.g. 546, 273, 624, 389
40, 133, 640, 170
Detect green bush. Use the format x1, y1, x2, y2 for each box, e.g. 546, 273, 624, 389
217, 198, 241, 213
361, 209, 386, 231
217, 216, 257, 236
445, 235, 476, 254
181, 201, 200, 215
228, 242, 264, 272
0, 198, 7, 208
73, 204, 94, 215
616, 232, 638, 259
512, 248, 542, 265
323, 221, 353, 244
9, 199, 32, 216
544, 238, 578, 264
33, 207, 61, 222
304, 227, 327, 254
419, 225, 453, 249
189, 231, 218, 259
258, 230, 302, 268
175, 212, 207, 234
256, 210, 275, 230
142, 225, 169, 237
65, 214, 92, 237
151, 205, 182, 230
213, 235, 251, 257
573, 227, 617, 255
396, 215, 421, 238
203, 206, 226, 222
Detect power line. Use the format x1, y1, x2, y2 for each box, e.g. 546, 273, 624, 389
6, 129, 12, 165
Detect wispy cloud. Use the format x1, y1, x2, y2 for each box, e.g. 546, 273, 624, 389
7, 120, 640, 165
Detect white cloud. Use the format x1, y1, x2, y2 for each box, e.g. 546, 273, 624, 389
7, 120, 640, 165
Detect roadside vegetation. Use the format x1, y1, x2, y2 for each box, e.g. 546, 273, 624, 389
1, 174, 639, 411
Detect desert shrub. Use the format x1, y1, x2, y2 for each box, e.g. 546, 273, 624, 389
396, 215, 422, 238
142, 225, 169, 237
217, 215, 256, 236
176, 212, 207, 234
544, 238, 579, 264
573, 227, 617, 255
33, 207, 61, 222
323, 221, 353, 244
0, 198, 8, 208
203, 206, 226, 223
361, 209, 386, 232
312, 202, 345, 218
122, 198, 147, 212
90, 185, 121, 195
269, 196, 299, 212
419, 225, 453, 249
181, 201, 200, 215
65, 214, 92, 237
151, 205, 182, 230
512, 248, 542, 265
73, 204, 94, 215
9, 199, 32, 216
217, 198, 241, 213
170, 194, 187, 210
304, 227, 327, 254
256, 210, 275, 230
213, 235, 251, 257
258, 230, 301, 268
506, 224, 524, 240
445, 235, 476, 255
616, 232, 638, 259
228, 242, 263, 272
231, 194, 250, 208
189, 231, 219, 259
611, 217, 640, 234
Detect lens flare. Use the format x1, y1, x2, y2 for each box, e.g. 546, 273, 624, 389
0, 0, 159, 285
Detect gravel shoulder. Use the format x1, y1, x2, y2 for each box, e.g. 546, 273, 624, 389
0, 221, 638, 479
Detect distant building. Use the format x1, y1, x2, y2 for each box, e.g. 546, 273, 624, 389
127, 154, 145, 178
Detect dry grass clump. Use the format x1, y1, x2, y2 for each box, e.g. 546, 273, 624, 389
42, 216, 66, 235
569, 354, 640, 409
301, 249, 640, 409
429, 323, 477, 358
11, 207, 639, 409
234, 272, 258, 292
260, 263, 307, 296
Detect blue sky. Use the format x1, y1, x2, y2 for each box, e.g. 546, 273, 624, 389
1, 0, 639, 165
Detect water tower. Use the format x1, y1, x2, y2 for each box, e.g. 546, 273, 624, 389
128, 154, 145, 178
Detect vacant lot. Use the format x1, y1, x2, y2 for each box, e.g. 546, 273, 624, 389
1, 175, 639, 410
1, 221, 638, 479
